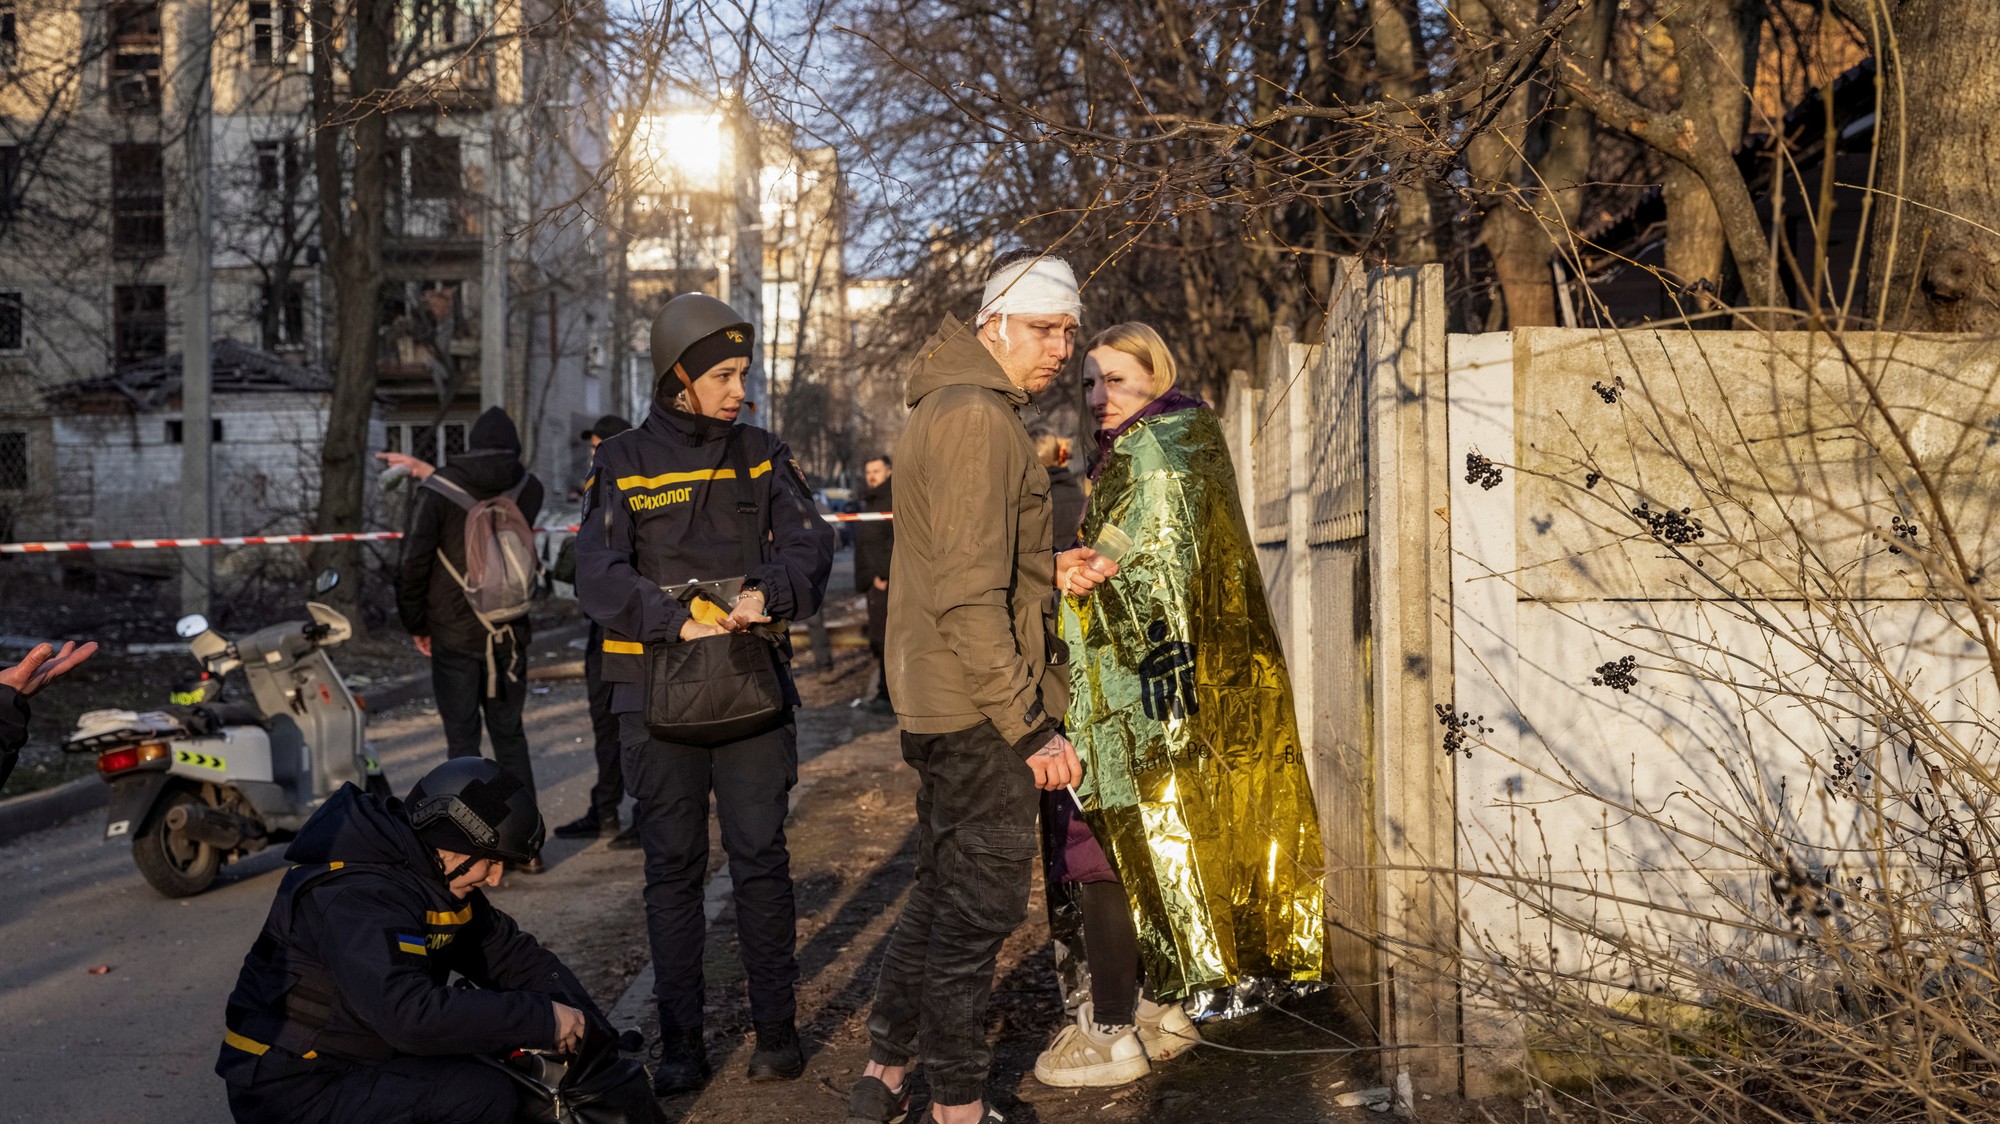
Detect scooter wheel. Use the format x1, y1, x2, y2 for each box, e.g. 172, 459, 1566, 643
132, 789, 222, 898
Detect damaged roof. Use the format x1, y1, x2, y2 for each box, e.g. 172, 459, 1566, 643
47, 339, 331, 412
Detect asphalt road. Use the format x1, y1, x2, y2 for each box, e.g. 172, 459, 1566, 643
0, 684, 608, 1124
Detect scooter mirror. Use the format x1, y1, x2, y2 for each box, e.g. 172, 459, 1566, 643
175, 614, 210, 639
313, 569, 341, 595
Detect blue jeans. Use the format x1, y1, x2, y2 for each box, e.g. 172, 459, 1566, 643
867, 721, 1039, 1107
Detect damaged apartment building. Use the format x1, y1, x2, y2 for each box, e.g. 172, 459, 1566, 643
0, 0, 614, 551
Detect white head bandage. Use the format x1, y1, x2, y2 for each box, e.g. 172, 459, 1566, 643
977, 257, 1083, 341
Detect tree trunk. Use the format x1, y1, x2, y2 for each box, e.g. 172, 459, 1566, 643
1661, 0, 1755, 299
1369, 0, 1435, 263
306, 0, 392, 622
1462, 0, 1609, 327
1868, 0, 2000, 330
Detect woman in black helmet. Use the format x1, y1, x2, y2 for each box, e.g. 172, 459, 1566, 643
573, 293, 836, 1096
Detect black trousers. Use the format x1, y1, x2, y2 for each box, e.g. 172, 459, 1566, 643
225, 1055, 516, 1124
431, 641, 536, 805
867, 722, 1039, 1107
864, 586, 891, 702
584, 627, 624, 821
620, 712, 799, 1031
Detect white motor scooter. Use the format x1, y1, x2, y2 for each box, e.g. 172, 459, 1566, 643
64, 570, 385, 897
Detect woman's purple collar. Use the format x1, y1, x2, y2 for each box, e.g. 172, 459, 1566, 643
1090, 388, 1209, 479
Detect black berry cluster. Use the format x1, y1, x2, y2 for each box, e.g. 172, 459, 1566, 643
1633, 501, 1705, 545
1434, 703, 1491, 759
1465, 450, 1503, 491
1590, 655, 1638, 693
1888, 514, 1921, 555
1592, 377, 1624, 404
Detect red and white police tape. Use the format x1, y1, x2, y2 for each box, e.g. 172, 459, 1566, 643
0, 513, 892, 555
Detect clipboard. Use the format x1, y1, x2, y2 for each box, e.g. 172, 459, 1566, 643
662, 576, 746, 609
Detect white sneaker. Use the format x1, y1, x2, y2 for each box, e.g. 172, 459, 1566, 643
1135, 997, 1202, 1061
1032, 1002, 1152, 1088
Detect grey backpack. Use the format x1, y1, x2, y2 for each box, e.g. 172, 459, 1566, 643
423, 474, 538, 624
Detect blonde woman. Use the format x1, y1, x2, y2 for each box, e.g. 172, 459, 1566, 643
1035, 323, 1324, 1088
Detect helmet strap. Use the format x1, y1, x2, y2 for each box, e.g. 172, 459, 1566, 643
438, 850, 482, 885
673, 362, 704, 417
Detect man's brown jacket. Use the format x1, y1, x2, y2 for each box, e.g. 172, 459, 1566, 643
886, 316, 1068, 754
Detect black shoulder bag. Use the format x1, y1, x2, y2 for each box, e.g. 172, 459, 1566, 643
642, 429, 790, 746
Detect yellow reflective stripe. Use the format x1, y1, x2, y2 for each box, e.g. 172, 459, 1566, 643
602, 639, 645, 655
425, 904, 472, 926
327, 861, 343, 870
616, 460, 770, 491
224, 1030, 316, 1059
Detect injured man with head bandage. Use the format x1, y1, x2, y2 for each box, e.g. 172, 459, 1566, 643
848, 250, 1125, 1124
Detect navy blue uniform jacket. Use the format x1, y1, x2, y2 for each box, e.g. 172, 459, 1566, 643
574, 401, 836, 713
215, 785, 599, 1087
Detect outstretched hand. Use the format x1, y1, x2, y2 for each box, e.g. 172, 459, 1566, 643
374, 451, 436, 480
0, 641, 98, 698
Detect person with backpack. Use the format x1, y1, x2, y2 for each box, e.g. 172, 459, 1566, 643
574, 293, 835, 1096
397, 407, 547, 873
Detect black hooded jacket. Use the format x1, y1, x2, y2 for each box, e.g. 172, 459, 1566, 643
216, 784, 597, 1088
853, 478, 893, 592
396, 407, 546, 654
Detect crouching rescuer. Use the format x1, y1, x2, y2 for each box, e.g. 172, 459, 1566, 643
215, 757, 603, 1124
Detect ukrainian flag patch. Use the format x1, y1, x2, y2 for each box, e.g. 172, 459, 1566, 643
395, 932, 428, 956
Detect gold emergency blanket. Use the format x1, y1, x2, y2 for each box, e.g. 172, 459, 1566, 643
1063, 407, 1325, 1000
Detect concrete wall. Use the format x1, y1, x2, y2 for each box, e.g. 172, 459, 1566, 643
51, 392, 355, 547
1448, 328, 2000, 1027
1237, 260, 2000, 1096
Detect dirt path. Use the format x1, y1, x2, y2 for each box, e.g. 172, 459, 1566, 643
588, 653, 1472, 1124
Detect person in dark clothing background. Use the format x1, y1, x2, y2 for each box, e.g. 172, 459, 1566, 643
216, 756, 600, 1124
1031, 427, 1086, 549
0, 640, 98, 789
396, 407, 547, 872
852, 455, 894, 712
575, 293, 835, 1096
553, 414, 641, 850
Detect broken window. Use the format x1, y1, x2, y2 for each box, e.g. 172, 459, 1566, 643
410, 0, 468, 48
254, 138, 296, 194
261, 279, 306, 349
108, 2, 162, 113
0, 1, 19, 70
0, 291, 21, 351
0, 431, 25, 491
113, 283, 166, 364
248, 0, 297, 67
111, 143, 165, 255
167, 419, 224, 444
409, 136, 460, 200
0, 145, 18, 216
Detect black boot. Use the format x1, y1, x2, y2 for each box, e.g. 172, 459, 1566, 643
553, 812, 613, 840
607, 824, 643, 851
651, 1027, 711, 1096
747, 1019, 805, 1081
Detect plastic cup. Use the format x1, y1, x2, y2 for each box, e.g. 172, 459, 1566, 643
1093, 525, 1133, 565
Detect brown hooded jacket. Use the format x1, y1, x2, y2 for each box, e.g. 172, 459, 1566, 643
886, 315, 1067, 755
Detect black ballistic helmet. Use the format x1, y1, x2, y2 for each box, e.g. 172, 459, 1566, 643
649, 293, 753, 385
406, 757, 544, 865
